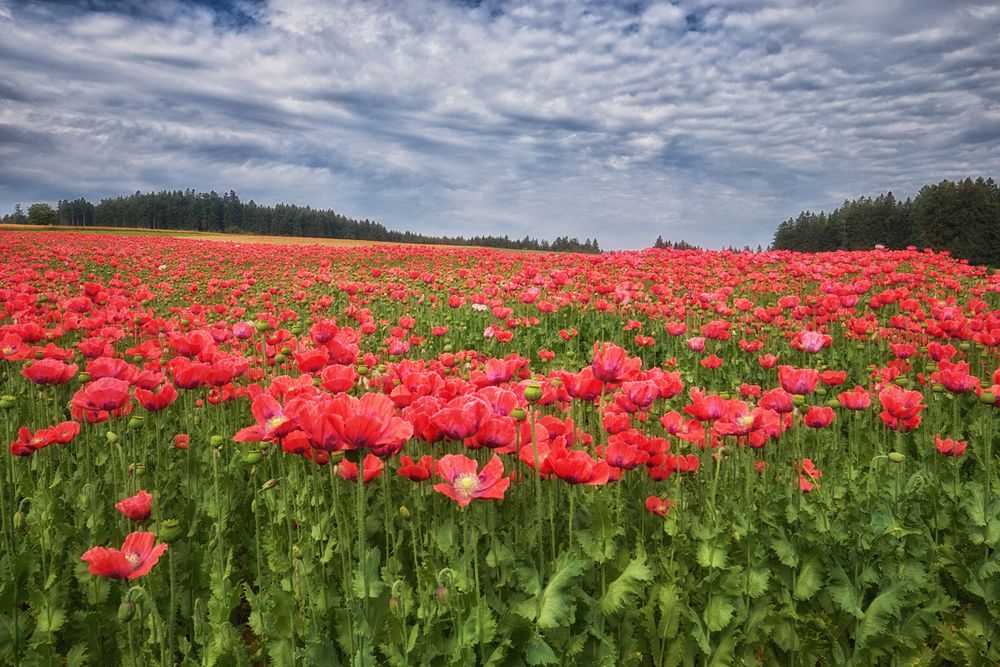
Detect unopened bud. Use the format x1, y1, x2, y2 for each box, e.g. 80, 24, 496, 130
210, 435, 225, 447
77, 372, 91, 383
399, 506, 411, 520
280, 346, 292, 355
389, 597, 401, 615
356, 365, 369, 376
435, 585, 449, 605
887, 452, 906, 464
157, 519, 182, 543
254, 321, 270, 332
118, 599, 136, 623
261, 478, 280, 491
0, 395, 15, 409
980, 392, 997, 406
128, 417, 144, 429
244, 452, 263, 465
106, 431, 119, 443
13, 511, 24, 530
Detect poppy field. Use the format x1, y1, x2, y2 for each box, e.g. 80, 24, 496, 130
2, 231, 1000, 666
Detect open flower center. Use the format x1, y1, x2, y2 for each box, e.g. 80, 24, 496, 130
455, 474, 478, 496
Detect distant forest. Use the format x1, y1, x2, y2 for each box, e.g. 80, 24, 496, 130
771, 177, 1000, 266
1, 189, 602, 254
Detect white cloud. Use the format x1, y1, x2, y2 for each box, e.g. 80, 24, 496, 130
1, 0, 998, 249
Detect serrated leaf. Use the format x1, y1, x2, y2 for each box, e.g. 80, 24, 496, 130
697, 542, 727, 569
537, 557, 583, 629
66, 643, 88, 667
704, 595, 735, 632
828, 563, 864, 619
525, 636, 559, 665
772, 538, 798, 567
794, 558, 824, 600
746, 567, 769, 598
658, 585, 682, 638
352, 547, 384, 599
857, 583, 906, 646
601, 555, 653, 615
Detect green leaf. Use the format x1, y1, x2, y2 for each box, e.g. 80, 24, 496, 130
657, 585, 682, 638
697, 542, 727, 569
857, 583, 906, 647
704, 596, 735, 632
352, 547, 384, 599
537, 557, 584, 629
525, 636, 559, 665
828, 563, 864, 619
600, 555, 653, 615
745, 568, 769, 599
794, 558, 824, 600
772, 538, 798, 567
66, 643, 89, 667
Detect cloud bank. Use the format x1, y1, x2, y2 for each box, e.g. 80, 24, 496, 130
1, 0, 998, 249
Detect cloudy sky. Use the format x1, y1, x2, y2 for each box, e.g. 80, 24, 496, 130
1, 0, 998, 249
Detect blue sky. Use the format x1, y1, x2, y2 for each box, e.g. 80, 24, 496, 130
1, 0, 998, 249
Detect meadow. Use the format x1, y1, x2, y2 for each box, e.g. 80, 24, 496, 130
1, 230, 998, 666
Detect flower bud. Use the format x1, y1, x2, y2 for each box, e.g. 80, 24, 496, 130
261, 478, 280, 491
0, 395, 15, 410
399, 506, 411, 521
980, 392, 997, 406
180, 318, 190, 327
292, 544, 303, 559
128, 463, 146, 476
128, 417, 145, 429
280, 346, 292, 356
106, 431, 119, 443
887, 452, 906, 464
118, 599, 137, 623
435, 585, 449, 605
792, 395, 806, 407
210, 435, 225, 447
389, 597, 401, 615
13, 511, 24, 530
356, 365, 369, 376
254, 320, 270, 332
77, 372, 91, 383
244, 452, 263, 465
274, 354, 286, 364
157, 518, 183, 543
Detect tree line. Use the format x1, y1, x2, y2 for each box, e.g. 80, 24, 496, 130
771, 177, 1000, 265
1, 189, 602, 254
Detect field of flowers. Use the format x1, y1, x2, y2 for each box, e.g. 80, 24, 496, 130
2, 231, 999, 666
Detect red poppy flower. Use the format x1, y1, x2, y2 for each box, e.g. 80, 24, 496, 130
645, 496, 671, 517
838, 386, 871, 410
777, 366, 819, 395
71, 377, 132, 414
548, 448, 611, 485
934, 434, 967, 457
81, 531, 168, 580
803, 406, 835, 428
397, 454, 434, 481
433, 454, 510, 506
115, 489, 153, 522
790, 330, 832, 354
591, 341, 639, 383
21, 359, 78, 386
338, 454, 384, 483
135, 383, 179, 411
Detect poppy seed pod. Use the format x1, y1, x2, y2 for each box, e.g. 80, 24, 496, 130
523, 382, 543, 402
